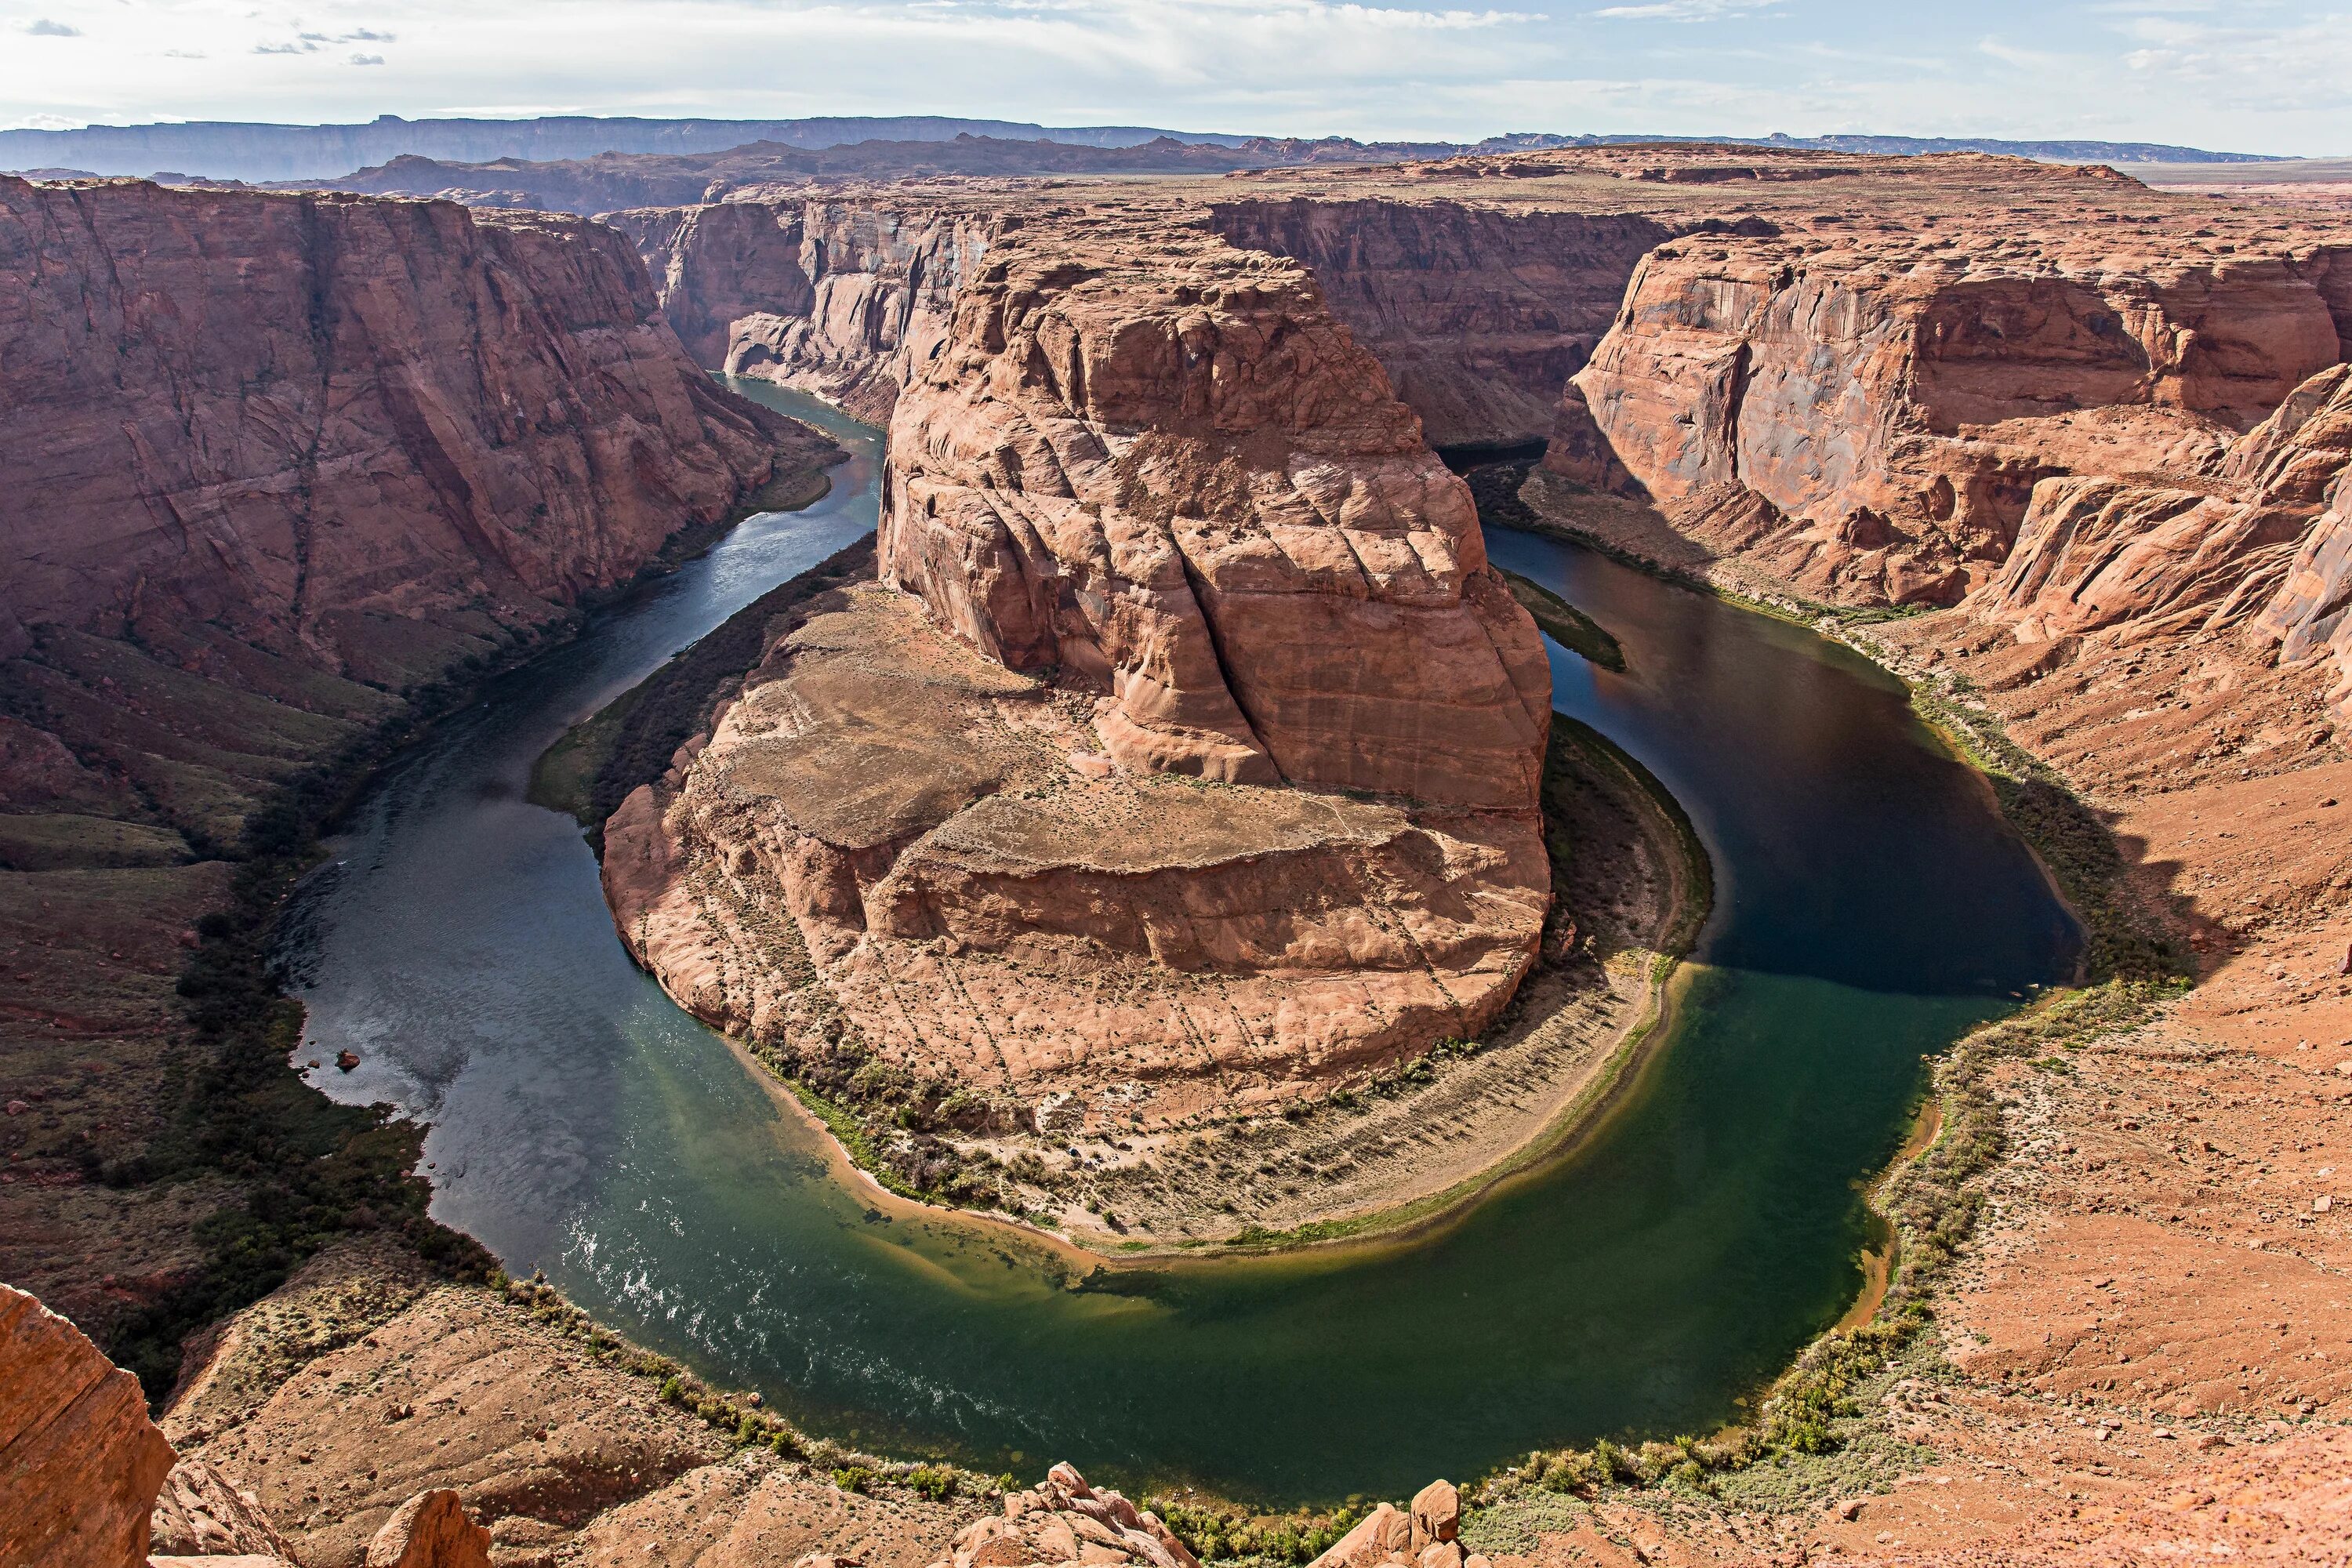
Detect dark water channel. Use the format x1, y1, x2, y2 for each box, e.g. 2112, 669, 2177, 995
283, 384, 2078, 1502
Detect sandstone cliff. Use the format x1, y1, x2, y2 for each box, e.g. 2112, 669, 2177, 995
612, 197, 994, 423
0, 176, 814, 686
1554, 224, 2352, 605
881, 220, 1551, 804
0, 176, 834, 1348
1206, 198, 1682, 448
0, 1281, 176, 1567
605, 219, 1551, 1152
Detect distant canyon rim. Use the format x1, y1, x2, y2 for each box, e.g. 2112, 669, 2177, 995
4, 136, 2352, 1566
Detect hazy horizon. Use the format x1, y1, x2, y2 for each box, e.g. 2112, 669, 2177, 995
2, 1, 2346, 158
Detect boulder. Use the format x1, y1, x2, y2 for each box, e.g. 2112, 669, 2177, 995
1408, 1480, 1461, 1550
1307, 1485, 1472, 1568
148, 1458, 299, 1561
938, 1465, 1200, 1568
0, 1282, 176, 1568
363, 1490, 491, 1568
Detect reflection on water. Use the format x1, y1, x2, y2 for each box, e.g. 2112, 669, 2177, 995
285, 394, 2076, 1501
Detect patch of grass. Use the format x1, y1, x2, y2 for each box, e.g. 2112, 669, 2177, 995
1904, 679, 2187, 985
1146, 1497, 1366, 1565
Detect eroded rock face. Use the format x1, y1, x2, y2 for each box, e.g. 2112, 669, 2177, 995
1955, 361, 2352, 718
884, 220, 1550, 808
1206, 198, 1679, 447
0, 176, 807, 685
615, 198, 994, 423
150, 1458, 302, 1560
0, 1282, 176, 1568
1560, 229, 2352, 605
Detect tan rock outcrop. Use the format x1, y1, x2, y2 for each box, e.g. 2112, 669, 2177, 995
0, 1281, 176, 1568
364, 1491, 488, 1568
150, 1458, 302, 1561
606, 218, 1552, 1145
1306, 1481, 1487, 1568
1956, 364, 2352, 722
933, 1464, 1199, 1568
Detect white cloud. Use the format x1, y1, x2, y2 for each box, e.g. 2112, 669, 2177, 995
1588, 0, 1773, 20
0, 0, 2344, 154
2118, 12, 2352, 115
22, 16, 80, 34
350, 50, 383, 63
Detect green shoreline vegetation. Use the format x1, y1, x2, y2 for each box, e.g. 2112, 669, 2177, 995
1500, 568, 1626, 673
1454, 466, 2194, 1539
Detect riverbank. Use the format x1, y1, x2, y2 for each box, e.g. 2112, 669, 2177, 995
550, 524, 1713, 1258
1436, 452, 2352, 1567
0, 419, 847, 1395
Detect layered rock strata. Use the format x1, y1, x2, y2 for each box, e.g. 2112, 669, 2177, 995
606, 220, 1551, 1132
1204, 198, 1681, 447
1555, 223, 2352, 605
0, 176, 811, 682
612, 198, 995, 422
0, 175, 833, 1342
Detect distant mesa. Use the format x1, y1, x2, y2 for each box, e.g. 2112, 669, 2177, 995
0, 111, 2290, 188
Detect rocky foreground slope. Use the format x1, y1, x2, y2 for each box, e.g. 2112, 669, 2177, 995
604, 216, 1555, 1174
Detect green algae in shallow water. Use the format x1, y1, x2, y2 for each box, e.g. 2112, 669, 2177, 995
281, 383, 2078, 1505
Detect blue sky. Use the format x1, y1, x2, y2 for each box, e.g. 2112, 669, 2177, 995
2, 0, 2345, 154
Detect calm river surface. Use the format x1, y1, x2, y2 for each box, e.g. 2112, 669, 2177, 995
284, 385, 2078, 1501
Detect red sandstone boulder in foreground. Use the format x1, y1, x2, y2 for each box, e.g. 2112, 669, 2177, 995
0, 1282, 176, 1567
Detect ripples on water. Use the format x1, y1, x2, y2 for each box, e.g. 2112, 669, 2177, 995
283, 387, 2078, 1501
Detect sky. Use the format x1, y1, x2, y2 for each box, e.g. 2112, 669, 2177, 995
1, 0, 2346, 156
